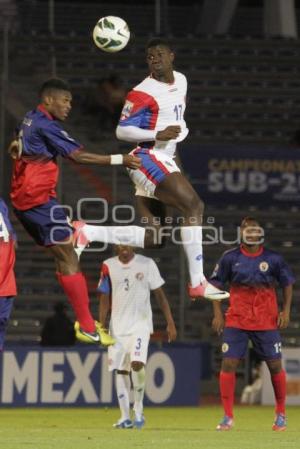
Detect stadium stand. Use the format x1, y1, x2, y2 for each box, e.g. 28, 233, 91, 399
2, 1, 300, 393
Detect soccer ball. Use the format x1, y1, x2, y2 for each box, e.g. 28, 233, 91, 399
92, 16, 130, 53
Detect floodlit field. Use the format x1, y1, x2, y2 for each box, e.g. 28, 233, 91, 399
0, 406, 299, 449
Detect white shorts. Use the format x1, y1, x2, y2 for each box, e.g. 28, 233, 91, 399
107, 329, 150, 372
127, 148, 181, 199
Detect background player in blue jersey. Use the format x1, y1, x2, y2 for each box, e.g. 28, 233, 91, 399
210, 217, 294, 432
0, 198, 17, 351
9, 78, 140, 345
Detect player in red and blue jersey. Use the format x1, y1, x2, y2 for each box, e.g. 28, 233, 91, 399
0, 198, 17, 351
211, 217, 294, 432
9, 78, 140, 345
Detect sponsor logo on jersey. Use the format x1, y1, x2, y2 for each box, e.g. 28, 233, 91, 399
168, 88, 178, 92
136, 272, 144, 281
121, 100, 134, 119
259, 261, 269, 272
222, 343, 229, 353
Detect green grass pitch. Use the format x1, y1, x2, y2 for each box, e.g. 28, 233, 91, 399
0, 406, 299, 449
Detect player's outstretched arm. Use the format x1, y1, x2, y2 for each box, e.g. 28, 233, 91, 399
116, 125, 181, 143
69, 151, 141, 169
153, 287, 177, 342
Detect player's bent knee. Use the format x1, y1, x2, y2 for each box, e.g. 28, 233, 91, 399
131, 361, 144, 371
177, 196, 204, 220
221, 358, 239, 372
266, 359, 282, 375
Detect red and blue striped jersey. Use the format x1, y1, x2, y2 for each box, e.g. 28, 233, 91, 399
119, 71, 188, 157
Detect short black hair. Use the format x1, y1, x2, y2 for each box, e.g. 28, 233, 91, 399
39, 78, 71, 97
146, 37, 173, 51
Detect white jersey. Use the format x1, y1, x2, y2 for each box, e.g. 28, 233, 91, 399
119, 70, 189, 157
97, 254, 164, 336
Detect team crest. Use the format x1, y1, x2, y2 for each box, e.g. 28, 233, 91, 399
136, 272, 144, 281
121, 100, 134, 119
259, 261, 269, 272
222, 343, 229, 353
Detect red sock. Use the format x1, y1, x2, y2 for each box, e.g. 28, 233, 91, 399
219, 371, 236, 418
271, 370, 286, 415
57, 272, 95, 332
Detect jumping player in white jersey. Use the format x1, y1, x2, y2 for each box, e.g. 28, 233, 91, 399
116, 38, 229, 300
98, 244, 177, 429
74, 38, 229, 302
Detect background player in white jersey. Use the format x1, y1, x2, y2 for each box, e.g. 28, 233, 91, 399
76, 38, 229, 302
98, 244, 177, 429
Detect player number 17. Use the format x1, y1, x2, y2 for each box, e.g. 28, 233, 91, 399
174, 104, 183, 121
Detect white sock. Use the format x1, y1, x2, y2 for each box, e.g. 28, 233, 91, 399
131, 367, 146, 420
83, 224, 145, 248
180, 226, 205, 287
115, 373, 131, 421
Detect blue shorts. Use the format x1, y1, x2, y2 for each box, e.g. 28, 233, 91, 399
0, 297, 14, 351
221, 327, 282, 361
128, 148, 180, 198
14, 198, 73, 247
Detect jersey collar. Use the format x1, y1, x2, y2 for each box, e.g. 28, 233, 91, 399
118, 254, 136, 266
37, 104, 54, 120
240, 244, 264, 258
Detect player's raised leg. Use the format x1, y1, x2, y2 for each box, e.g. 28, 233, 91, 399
72, 197, 166, 257
48, 241, 113, 344
155, 172, 229, 301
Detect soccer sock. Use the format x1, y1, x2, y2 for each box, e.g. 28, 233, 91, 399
180, 226, 205, 286
271, 370, 286, 415
131, 367, 146, 419
219, 371, 236, 418
82, 224, 145, 248
57, 272, 95, 332
116, 373, 131, 421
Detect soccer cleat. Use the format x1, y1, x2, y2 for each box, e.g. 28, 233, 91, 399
95, 321, 116, 347
113, 419, 133, 429
272, 413, 287, 431
74, 321, 100, 344
134, 415, 145, 429
72, 220, 89, 258
216, 415, 234, 431
188, 279, 229, 301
